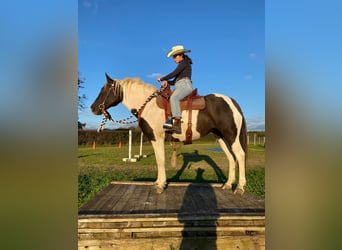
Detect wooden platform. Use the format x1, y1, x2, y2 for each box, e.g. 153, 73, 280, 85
78, 181, 265, 249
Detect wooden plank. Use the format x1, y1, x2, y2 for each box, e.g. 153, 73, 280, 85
94, 185, 126, 213
79, 215, 265, 223
120, 185, 146, 212
132, 184, 153, 212
195, 185, 220, 214
79, 218, 265, 230
165, 186, 186, 212
78, 236, 265, 250
79, 226, 265, 234
79, 184, 114, 212
109, 184, 137, 212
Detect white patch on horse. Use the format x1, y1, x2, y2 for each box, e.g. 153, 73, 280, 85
171, 110, 201, 141
213, 94, 243, 144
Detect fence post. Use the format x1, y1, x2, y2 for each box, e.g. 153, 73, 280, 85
254, 133, 256, 145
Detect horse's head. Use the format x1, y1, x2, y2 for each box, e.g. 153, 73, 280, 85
90, 73, 123, 115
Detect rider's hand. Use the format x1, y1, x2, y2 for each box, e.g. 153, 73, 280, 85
161, 81, 168, 88
157, 77, 161, 82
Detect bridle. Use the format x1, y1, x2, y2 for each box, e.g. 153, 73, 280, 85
97, 80, 167, 132
98, 81, 117, 121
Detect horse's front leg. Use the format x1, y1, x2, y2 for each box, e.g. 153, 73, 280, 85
151, 138, 167, 193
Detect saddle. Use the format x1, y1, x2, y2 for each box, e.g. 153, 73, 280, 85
156, 86, 206, 144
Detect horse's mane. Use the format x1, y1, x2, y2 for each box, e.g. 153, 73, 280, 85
117, 77, 157, 93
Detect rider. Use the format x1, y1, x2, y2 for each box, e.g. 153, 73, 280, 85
157, 45, 193, 134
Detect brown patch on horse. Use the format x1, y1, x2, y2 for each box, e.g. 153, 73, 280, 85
90, 74, 123, 115
139, 118, 156, 141
196, 94, 237, 146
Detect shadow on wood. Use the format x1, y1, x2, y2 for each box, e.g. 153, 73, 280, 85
178, 168, 218, 249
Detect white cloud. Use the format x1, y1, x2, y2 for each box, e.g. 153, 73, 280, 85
81, 0, 99, 13
246, 116, 265, 131
147, 72, 162, 79
248, 52, 256, 58
82, 0, 92, 8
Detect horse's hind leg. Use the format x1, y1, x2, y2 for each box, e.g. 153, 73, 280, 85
217, 139, 236, 191
232, 141, 246, 195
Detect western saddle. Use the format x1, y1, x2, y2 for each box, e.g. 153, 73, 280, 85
156, 85, 206, 144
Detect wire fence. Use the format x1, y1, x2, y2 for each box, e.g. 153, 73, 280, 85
247, 132, 265, 146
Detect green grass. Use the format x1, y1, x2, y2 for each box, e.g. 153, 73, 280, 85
78, 142, 265, 207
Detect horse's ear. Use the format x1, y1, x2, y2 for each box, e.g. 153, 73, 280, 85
105, 73, 113, 82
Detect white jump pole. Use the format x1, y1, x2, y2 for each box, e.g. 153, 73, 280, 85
128, 129, 132, 159
122, 129, 137, 162
139, 132, 143, 156
134, 132, 147, 159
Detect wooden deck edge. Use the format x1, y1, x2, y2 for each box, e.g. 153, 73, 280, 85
78, 236, 265, 249
79, 226, 265, 234
110, 181, 224, 188
78, 215, 265, 223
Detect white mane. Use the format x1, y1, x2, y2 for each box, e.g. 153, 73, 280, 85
117, 78, 157, 110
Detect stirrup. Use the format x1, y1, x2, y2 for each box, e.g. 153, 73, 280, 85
163, 118, 173, 129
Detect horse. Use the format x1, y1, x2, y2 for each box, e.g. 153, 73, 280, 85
90, 73, 247, 194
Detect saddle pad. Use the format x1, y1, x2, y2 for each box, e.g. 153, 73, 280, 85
156, 96, 206, 111
180, 97, 205, 110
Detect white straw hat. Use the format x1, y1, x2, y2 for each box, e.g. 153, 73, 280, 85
166, 45, 191, 58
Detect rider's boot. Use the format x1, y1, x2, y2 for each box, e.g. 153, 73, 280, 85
173, 118, 182, 134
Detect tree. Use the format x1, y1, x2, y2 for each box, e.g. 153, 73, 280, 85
78, 72, 87, 130
78, 72, 87, 110
78, 121, 86, 130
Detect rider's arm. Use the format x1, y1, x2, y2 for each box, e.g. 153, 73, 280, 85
160, 61, 186, 83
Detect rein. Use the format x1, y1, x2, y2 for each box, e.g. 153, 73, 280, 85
97, 82, 166, 132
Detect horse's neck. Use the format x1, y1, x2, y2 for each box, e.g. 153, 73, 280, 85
121, 83, 155, 110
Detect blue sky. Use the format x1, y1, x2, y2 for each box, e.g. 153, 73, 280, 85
78, 0, 265, 131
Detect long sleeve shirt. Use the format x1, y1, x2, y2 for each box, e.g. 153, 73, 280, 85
160, 59, 192, 85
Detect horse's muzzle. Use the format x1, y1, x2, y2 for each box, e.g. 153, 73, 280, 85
90, 104, 102, 115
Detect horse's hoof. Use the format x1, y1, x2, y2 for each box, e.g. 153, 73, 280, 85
155, 185, 165, 194
154, 182, 167, 194
234, 187, 245, 195
221, 183, 232, 190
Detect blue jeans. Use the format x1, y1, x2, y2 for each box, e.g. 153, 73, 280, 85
170, 78, 193, 118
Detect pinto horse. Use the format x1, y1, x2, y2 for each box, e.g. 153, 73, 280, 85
91, 74, 247, 194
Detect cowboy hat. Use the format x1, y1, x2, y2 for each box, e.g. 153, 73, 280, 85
166, 45, 191, 58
